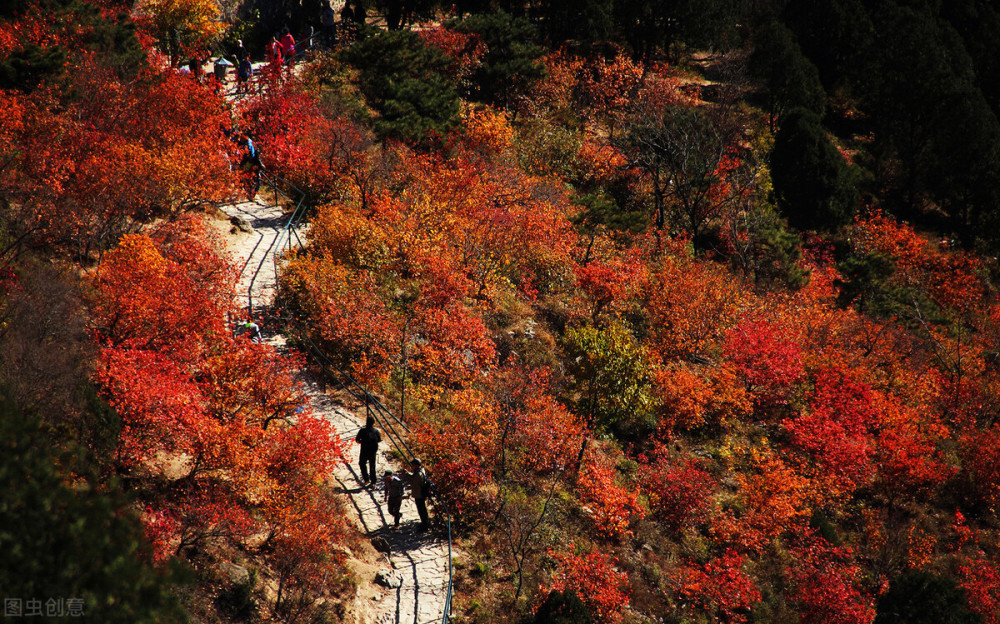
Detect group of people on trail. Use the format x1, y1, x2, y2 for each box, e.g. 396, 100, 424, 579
266, 27, 297, 67
355, 416, 434, 531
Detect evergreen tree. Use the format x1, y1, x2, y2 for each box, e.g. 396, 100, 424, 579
344, 30, 460, 143
534, 589, 594, 624
780, 0, 874, 93
612, 0, 740, 61
770, 107, 857, 231
451, 11, 546, 110
749, 19, 826, 128
865, 3, 1000, 244
534, 0, 613, 48
0, 0, 145, 90
0, 392, 188, 623
874, 571, 980, 624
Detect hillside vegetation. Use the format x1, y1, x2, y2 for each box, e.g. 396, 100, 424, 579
4, 0, 1000, 623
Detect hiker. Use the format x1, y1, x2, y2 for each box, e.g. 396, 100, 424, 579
321, 2, 336, 47
188, 54, 205, 81
383, 470, 405, 527
279, 27, 296, 65
234, 39, 247, 63
355, 415, 382, 487
240, 318, 262, 343
239, 134, 260, 197
266, 36, 283, 65
237, 54, 252, 92
408, 457, 431, 531
386, 0, 402, 30
339, 3, 355, 43
353, 0, 367, 29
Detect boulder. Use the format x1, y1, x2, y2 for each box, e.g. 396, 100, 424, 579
219, 561, 250, 586
375, 569, 403, 589
230, 215, 254, 233
371, 536, 391, 554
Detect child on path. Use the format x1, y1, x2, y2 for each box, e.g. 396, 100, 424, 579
384, 470, 404, 527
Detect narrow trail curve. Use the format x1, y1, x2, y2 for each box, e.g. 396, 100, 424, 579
215, 197, 453, 624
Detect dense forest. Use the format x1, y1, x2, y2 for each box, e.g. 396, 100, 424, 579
4, 0, 1000, 622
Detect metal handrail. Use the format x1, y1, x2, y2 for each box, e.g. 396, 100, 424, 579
244, 167, 306, 316
294, 326, 412, 438
292, 325, 454, 624
242, 161, 454, 624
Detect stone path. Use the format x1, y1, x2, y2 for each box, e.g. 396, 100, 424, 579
216, 196, 454, 624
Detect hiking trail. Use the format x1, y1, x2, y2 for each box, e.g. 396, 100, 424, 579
215, 197, 453, 624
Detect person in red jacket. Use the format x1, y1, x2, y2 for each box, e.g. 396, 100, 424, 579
279, 27, 296, 65
266, 36, 283, 65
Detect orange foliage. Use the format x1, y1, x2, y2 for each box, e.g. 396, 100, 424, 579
91, 220, 233, 356
653, 362, 750, 433
716, 447, 814, 552
577, 447, 645, 540
460, 106, 515, 157
644, 253, 744, 360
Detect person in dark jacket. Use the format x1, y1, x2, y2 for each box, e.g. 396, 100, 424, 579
408, 457, 431, 530
355, 415, 382, 486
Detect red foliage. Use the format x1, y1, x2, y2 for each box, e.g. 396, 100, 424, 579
724, 317, 805, 406
575, 257, 645, 320
546, 548, 631, 624
0, 61, 236, 252
237, 80, 336, 196
419, 26, 485, 82
784, 368, 878, 492
959, 556, 1000, 624
872, 396, 953, 502
852, 211, 989, 311
638, 442, 715, 533
958, 424, 1000, 509
91, 224, 347, 583
91, 222, 232, 356
95, 347, 211, 469
141, 505, 179, 563
678, 550, 761, 624
787, 537, 875, 624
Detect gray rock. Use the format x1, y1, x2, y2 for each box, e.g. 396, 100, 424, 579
230, 215, 254, 233
375, 569, 403, 588
219, 561, 250, 585
371, 536, 391, 553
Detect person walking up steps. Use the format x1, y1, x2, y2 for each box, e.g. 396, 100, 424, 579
408, 458, 432, 531
383, 470, 404, 527
355, 415, 381, 487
